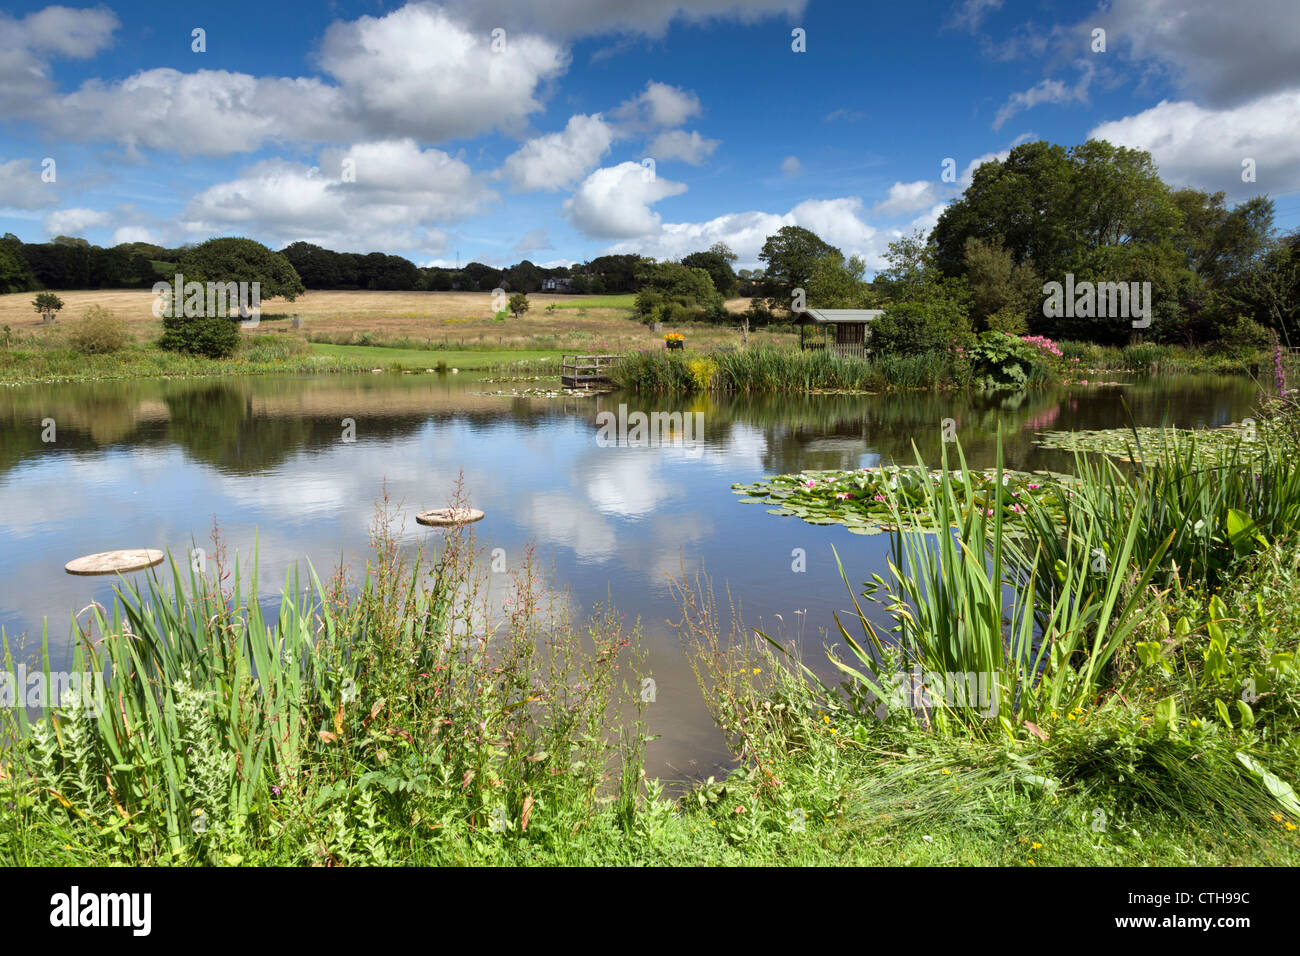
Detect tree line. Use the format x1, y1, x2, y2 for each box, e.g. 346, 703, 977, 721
4, 138, 1296, 345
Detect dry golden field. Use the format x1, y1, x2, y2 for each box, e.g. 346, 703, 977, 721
0, 288, 777, 353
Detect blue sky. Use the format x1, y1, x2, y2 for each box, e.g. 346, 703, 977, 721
1, 0, 1298, 271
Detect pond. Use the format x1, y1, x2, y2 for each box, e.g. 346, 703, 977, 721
0, 370, 1263, 780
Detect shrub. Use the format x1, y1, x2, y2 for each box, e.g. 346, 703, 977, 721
67, 305, 129, 354
871, 301, 973, 356
159, 313, 240, 359
986, 306, 1028, 336
635, 288, 664, 323
1213, 315, 1274, 355
967, 331, 1049, 389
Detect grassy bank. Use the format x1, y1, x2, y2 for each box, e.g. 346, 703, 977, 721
0, 334, 383, 386
0, 334, 567, 386
1060, 340, 1279, 377
308, 342, 564, 371
4, 408, 1300, 865
612, 342, 1288, 394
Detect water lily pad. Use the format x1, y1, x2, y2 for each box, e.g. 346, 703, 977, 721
1034, 422, 1267, 464
734, 465, 1066, 535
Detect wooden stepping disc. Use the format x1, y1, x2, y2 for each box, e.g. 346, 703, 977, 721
65, 548, 165, 576
415, 508, 485, 527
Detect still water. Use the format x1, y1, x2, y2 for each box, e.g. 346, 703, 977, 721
0, 371, 1261, 778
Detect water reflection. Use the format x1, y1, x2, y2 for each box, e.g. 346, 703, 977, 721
0, 371, 1265, 779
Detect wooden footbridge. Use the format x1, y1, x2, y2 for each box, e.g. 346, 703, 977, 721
560, 354, 620, 388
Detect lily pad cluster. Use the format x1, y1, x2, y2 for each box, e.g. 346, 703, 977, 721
732, 466, 1071, 535
1033, 422, 1268, 463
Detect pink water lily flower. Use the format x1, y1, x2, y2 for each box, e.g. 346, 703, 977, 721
836, 492, 852, 500
803, 479, 817, 488
1027, 483, 1041, 490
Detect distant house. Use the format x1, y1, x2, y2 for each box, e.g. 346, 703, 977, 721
542, 276, 573, 292
792, 308, 885, 359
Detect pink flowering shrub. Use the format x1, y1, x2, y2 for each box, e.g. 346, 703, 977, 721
1020, 335, 1063, 359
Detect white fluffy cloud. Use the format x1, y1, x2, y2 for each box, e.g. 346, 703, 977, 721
1090, 89, 1300, 198
34, 5, 567, 156
44, 207, 109, 236
612, 81, 703, 131
183, 140, 494, 253
56, 70, 347, 157
647, 129, 720, 165
316, 5, 568, 141
562, 161, 687, 238
873, 180, 937, 216
604, 196, 888, 269
780, 155, 802, 178
500, 114, 616, 191
0, 5, 118, 114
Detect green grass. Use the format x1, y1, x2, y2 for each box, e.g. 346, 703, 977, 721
309, 342, 565, 370
0, 335, 378, 385
0, 338, 569, 385
1059, 340, 1281, 377
545, 294, 637, 310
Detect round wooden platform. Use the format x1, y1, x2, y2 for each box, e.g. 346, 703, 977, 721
65, 548, 165, 576
415, 508, 484, 527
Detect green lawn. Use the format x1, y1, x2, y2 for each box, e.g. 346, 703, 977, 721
309, 342, 567, 369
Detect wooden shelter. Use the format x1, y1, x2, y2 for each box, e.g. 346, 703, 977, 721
792, 309, 884, 360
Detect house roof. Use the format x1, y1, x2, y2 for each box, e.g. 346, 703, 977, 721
793, 308, 885, 325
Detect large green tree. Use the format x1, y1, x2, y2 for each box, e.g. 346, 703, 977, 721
681, 246, 739, 298
758, 226, 841, 308
932, 138, 1287, 343
178, 237, 304, 301
804, 253, 874, 309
